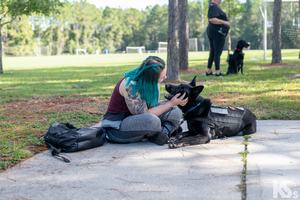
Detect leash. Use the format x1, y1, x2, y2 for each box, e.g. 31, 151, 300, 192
168, 102, 201, 137
168, 119, 185, 138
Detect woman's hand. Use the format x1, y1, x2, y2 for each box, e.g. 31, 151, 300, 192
223, 21, 230, 27
146, 93, 188, 116
170, 93, 189, 107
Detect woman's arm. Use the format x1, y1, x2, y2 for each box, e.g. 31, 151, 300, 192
146, 94, 187, 116
124, 86, 148, 115
209, 18, 230, 27
123, 85, 187, 116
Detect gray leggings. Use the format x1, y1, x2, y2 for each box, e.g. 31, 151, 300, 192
107, 106, 182, 143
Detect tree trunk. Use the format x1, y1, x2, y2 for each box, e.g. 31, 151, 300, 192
167, 0, 179, 81
272, 0, 282, 63
93, 29, 96, 51
299, 0, 300, 58
0, 21, 3, 74
50, 26, 53, 55
85, 17, 88, 49
75, 18, 79, 47
178, 0, 189, 71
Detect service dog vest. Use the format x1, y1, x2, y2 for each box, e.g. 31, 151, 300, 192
205, 105, 246, 137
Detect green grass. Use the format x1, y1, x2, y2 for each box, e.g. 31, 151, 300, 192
0, 50, 300, 170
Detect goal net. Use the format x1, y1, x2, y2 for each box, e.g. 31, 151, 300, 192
158, 38, 198, 53
126, 46, 146, 54
249, 1, 300, 60
188, 38, 198, 51
158, 42, 168, 53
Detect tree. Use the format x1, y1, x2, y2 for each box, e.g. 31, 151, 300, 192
144, 5, 168, 50
237, 0, 262, 50
272, 0, 282, 63
178, 0, 189, 71
188, 1, 208, 50
5, 15, 34, 56
0, 0, 63, 74
167, 0, 179, 81
221, 0, 244, 51
101, 7, 127, 53
123, 8, 145, 47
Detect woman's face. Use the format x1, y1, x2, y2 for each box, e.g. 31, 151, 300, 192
158, 67, 167, 83
214, 0, 222, 5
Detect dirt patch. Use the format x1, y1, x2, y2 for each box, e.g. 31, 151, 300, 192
180, 68, 206, 74
2, 96, 109, 114
286, 74, 300, 78
258, 62, 299, 68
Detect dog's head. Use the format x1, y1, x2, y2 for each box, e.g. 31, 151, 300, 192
237, 40, 250, 49
165, 76, 204, 112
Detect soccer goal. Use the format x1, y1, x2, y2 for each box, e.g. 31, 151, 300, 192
158, 42, 168, 53
188, 38, 198, 51
258, 0, 299, 60
158, 38, 198, 53
75, 49, 87, 55
126, 46, 146, 54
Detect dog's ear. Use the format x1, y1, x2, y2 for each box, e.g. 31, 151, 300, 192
193, 85, 204, 97
190, 76, 197, 87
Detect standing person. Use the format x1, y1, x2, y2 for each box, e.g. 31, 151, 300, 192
206, 0, 230, 77
101, 56, 188, 145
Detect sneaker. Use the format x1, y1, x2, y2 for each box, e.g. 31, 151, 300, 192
149, 132, 169, 145
205, 72, 213, 76
215, 72, 226, 77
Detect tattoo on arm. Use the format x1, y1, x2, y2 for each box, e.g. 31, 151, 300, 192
125, 86, 148, 115
158, 100, 168, 105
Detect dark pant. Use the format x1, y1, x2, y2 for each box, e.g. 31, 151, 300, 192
206, 24, 226, 71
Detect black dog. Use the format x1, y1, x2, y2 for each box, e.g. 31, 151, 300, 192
165, 76, 257, 148
227, 40, 250, 75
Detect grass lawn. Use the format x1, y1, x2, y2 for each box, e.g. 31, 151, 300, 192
1, 49, 300, 170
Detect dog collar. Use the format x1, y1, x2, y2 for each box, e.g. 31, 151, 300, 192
236, 48, 241, 51
184, 102, 201, 116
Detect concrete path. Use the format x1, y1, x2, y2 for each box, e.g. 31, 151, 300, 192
247, 120, 300, 200
0, 120, 299, 200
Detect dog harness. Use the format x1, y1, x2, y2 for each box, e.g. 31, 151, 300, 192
205, 105, 246, 137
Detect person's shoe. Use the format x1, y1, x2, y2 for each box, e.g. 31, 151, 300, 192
149, 132, 169, 145
205, 72, 214, 76
215, 72, 226, 77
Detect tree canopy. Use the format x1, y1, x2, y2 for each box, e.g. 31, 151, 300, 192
1, 0, 299, 58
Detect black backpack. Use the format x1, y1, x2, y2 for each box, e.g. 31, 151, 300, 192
44, 123, 106, 163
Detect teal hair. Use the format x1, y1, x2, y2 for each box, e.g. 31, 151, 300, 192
124, 56, 166, 107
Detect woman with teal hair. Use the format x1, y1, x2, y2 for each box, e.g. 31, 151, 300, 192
101, 56, 188, 145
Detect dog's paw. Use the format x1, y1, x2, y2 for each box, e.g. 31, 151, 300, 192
168, 137, 179, 149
